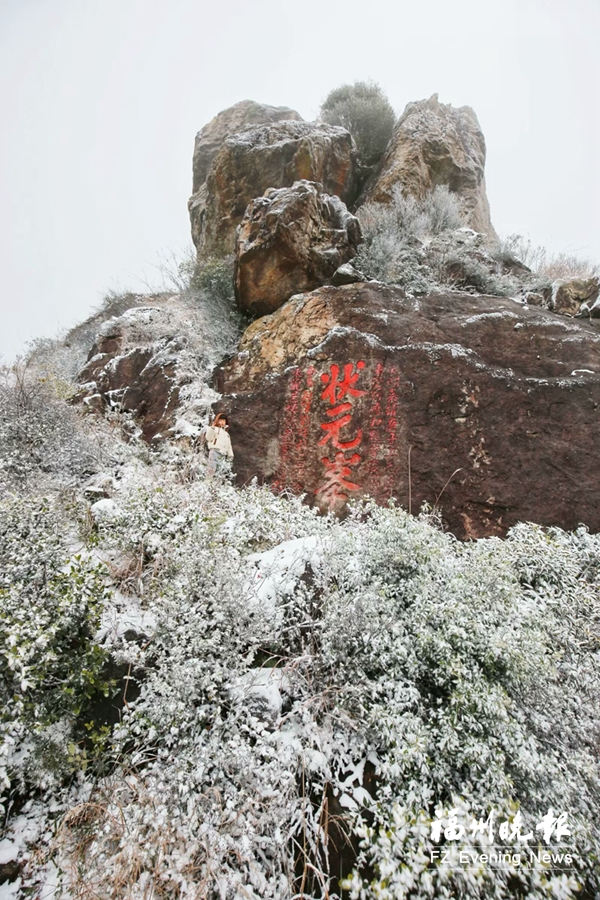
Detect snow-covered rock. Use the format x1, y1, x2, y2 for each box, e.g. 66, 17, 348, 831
246, 535, 325, 612
90, 498, 121, 522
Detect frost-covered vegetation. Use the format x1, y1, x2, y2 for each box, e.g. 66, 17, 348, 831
355, 186, 531, 298
356, 185, 462, 290
0, 497, 112, 801
495, 234, 600, 283
22, 247, 242, 395
1, 410, 600, 897
0, 359, 109, 498
320, 81, 396, 168
2, 248, 600, 899
355, 186, 599, 301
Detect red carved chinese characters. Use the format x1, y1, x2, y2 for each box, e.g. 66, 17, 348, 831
320, 363, 367, 405
273, 366, 315, 493
316, 361, 366, 507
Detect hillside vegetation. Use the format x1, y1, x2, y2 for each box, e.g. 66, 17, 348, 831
1, 346, 599, 898
2, 80, 600, 900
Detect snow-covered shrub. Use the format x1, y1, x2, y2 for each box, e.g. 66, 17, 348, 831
151, 244, 241, 346
441, 252, 517, 296
355, 186, 461, 292
494, 234, 547, 277
0, 496, 111, 814
334, 510, 600, 899
320, 81, 396, 167
47, 486, 600, 900
0, 359, 105, 496
24, 335, 87, 387
1, 393, 599, 898
355, 188, 524, 297
188, 254, 244, 360
155, 257, 244, 432
358, 185, 462, 252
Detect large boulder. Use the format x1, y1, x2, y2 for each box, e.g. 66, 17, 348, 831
361, 94, 497, 239
75, 306, 182, 441
190, 121, 358, 257
524, 276, 600, 317
551, 276, 600, 316
234, 180, 362, 317
215, 283, 600, 538
191, 100, 302, 195
74, 298, 221, 441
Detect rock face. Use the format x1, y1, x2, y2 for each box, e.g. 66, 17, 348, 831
524, 276, 600, 317
73, 297, 225, 442
188, 101, 303, 250
234, 180, 362, 317
361, 94, 496, 239
215, 283, 600, 539
76, 306, 182, 441
552, 277, 600, 317
190, 121, 358, 257
191, 100, 303, 195
331, 262, 367, 286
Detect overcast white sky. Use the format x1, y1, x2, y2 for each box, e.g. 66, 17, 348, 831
0, 0, 598, 361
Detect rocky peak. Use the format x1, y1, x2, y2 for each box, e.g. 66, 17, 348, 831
72, 92, 600, 541
191, 100, 303, 194
190, 120, 358, 258
361, 93, 497, 239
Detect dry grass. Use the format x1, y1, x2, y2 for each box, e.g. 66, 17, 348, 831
498, 234, 599, 282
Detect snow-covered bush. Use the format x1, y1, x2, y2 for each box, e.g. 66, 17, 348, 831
146, 244, 242, 361
1, 364, 599, 898
337, 511, 600, 899
24, 335, 87, 386
358, 185, 462, 256
441, 251, 518, 297
0, 496, 112, 815
355, 187, 523, 297
43, 481, 600, 900
355, 186, 461, 293
496, 235, 599, 283
0, 359, 105, 496
188, 254, 244, 363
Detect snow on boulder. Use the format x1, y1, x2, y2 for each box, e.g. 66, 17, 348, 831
191, 99, 303, 195
73, 294, 222, 443
551, 276, 600, 317
360, 93, 497, 239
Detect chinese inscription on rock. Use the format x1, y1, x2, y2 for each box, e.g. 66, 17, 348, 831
316, 361, 367, 507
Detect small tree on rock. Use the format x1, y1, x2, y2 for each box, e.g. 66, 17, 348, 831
320, 80, 396, 167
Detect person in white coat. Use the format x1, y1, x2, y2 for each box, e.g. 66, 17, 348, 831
202, 413, 234, 477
